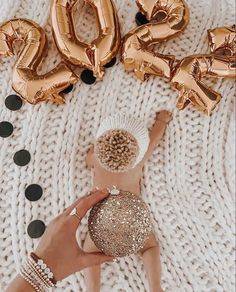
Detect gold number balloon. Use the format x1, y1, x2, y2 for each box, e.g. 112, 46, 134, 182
121, 0, 189, 81
171, 55, 235, 115
171, 25, 236, 115
208, 25, 236, 56
51, 0, 121, 79
0, 19, 77, 105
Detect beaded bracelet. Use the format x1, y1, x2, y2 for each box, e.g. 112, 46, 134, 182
20, 269, 41, 292
20, 253, 56, 292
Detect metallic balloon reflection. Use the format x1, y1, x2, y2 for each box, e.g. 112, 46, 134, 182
171, 55, 235, 115
171, 25, 236, 115
0, 19, 77, 105
121, 0, 190, 81
51, 0, 121, 79
208, 25, 236, 56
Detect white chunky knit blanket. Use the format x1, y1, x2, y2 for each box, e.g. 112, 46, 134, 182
0, 0, 235, 291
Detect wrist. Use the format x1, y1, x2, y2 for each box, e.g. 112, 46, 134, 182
34, 249, 62, 281
6, 275, 35, 292
17, 253, 56, 292
157, 118, 168, 124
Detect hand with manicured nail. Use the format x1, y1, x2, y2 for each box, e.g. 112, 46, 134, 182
34, 190, 113, 281
7, 190, 113, 291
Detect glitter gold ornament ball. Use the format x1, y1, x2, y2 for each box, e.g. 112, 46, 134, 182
88, 190, 152, 257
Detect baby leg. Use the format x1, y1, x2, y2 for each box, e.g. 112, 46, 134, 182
139, 233, 163, 292
83, 233, 101, 292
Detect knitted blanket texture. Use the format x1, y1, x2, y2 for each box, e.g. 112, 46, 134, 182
0, 0, 235, 291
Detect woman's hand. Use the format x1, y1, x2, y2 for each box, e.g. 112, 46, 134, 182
35, 190, 113, 281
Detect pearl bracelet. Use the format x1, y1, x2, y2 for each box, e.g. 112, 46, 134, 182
20, 253, 56, 292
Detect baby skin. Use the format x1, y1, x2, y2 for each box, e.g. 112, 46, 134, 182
84, 110, 172, 292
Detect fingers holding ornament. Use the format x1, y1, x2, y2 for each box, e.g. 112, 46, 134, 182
66, 190, 109, 219
0, 19, 77, 105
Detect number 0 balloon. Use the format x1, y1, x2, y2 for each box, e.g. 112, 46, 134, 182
51, 0, 121, 79
0, 19, 77, 105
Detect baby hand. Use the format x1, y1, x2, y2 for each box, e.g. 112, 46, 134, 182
156, 110, 172, 123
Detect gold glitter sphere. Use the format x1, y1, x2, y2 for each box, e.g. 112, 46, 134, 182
88, 191, 152, 257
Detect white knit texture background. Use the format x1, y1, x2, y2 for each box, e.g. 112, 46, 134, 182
0, 0, 235, 291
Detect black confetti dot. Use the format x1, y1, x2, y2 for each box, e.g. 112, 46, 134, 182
80, 69, 96, 84
104, 57, 117, 68
0, 121, 13, 138
135, 12, 149, 26
5, 94, 23, 111
60, 84, 74, 94
27, 220, 46, 238
13, 150, 31, 166
230, 62, 236, 69
25, 184, 43, 202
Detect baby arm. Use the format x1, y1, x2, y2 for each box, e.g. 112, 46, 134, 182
86, 145, 95, 169
142, 110, 172, 163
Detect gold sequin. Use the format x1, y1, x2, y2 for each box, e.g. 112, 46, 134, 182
88, 191, 152, 257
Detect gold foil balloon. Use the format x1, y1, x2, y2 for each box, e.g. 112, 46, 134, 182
121, 0, 190, 81
88, 190, 152, 257
171, 25, 236, 115
171, 55, 236, 115
208, 25, 236, 56
51, 0, 121, 79
0, 19, 77, 105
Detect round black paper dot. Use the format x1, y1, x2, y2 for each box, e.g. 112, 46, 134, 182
135, 12, 149, 26
5, 94, 23, 111
0, 121, 13, 138
27, 220, 46, 238
80, 70, 96, 84
25, 184, 43, 202
13, 150, 31, 166
104, 57, 117, 68
230, 62, 236, 69
60, 84, 74, 94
